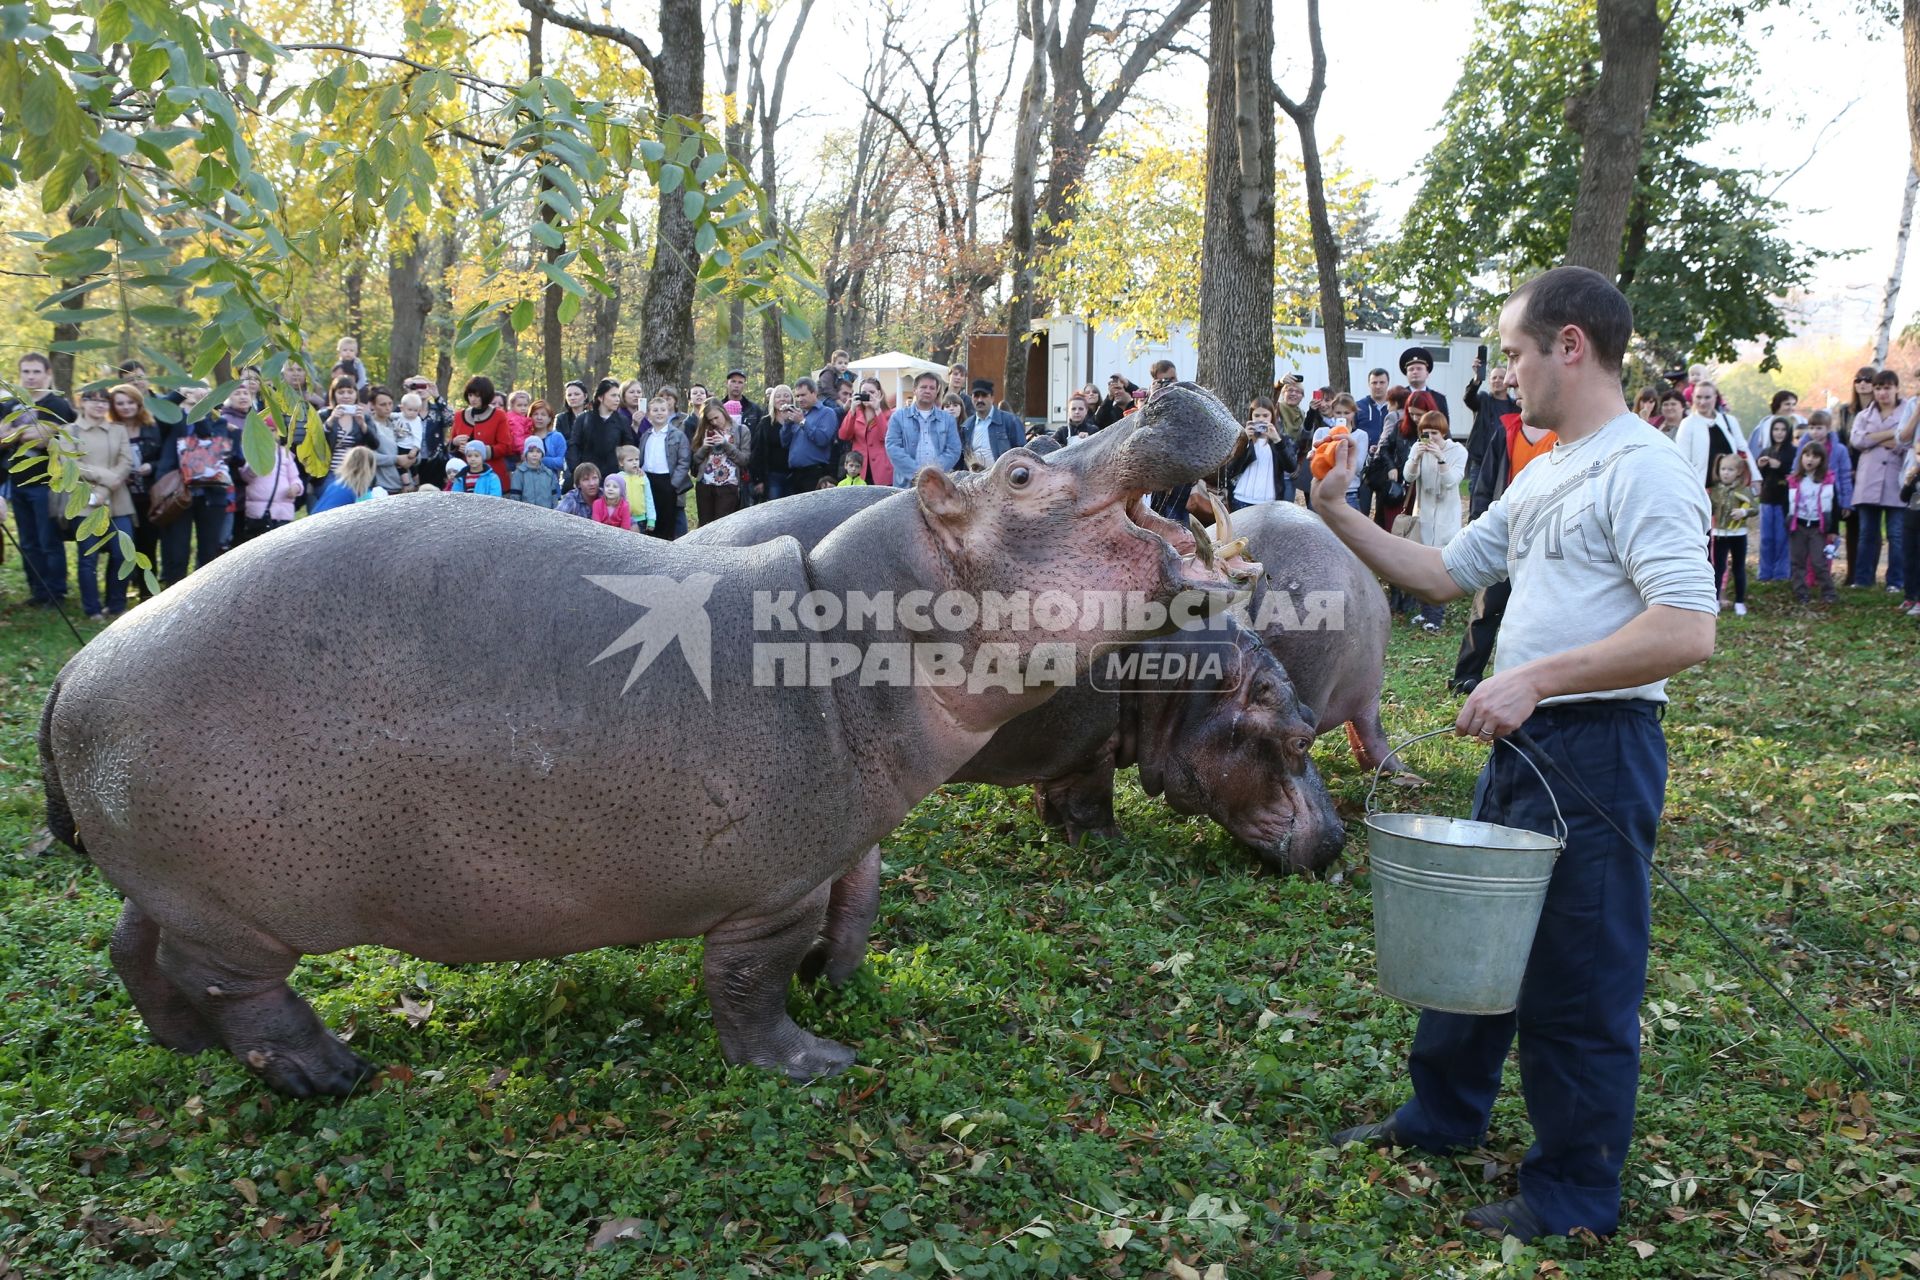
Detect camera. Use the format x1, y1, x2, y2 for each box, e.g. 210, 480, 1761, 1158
855, 392, 871, 404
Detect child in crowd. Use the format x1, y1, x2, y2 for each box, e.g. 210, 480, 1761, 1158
510, 437, 558, 508
593, 472, 635, 529
1786, 442, 1838, 606
448, 442, 502, 496
394, 393, 427, 491
838, 451, 867, 486
692, 401, 746, 525
1710, 452, 1756, 616
1754, 415, 1796, 581
816, 476, 838, 491
615, 444, 657, 532
555, 463, 600, 518
236, 426, 304, 543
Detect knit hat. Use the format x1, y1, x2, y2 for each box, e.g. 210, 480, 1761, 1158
523, 436, 544, 455
464, 440, 490, 462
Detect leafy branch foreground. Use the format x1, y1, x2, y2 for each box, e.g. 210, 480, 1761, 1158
0, 563, 1916, 1278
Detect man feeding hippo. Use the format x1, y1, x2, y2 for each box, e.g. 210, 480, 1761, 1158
40, 384, 1257, 1098
1312, 267, 1716, 1243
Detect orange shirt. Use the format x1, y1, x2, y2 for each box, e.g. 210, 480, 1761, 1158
1509, 426, 1557, 478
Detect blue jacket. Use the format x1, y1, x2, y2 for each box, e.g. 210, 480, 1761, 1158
954, 407, 1022, 468
539, 428, 566, 478
781, 403, 840, 468
1354, 396, 1391, 443
885, 406, 963, 485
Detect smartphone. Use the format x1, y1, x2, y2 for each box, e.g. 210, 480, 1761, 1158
1476, 343, 1488, 365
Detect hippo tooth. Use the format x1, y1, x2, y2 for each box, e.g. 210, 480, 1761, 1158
1189, 517, 1216, 566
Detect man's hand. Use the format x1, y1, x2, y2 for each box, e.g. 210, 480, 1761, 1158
1311, 433, 1357, 511
1456, 668, 1542, 741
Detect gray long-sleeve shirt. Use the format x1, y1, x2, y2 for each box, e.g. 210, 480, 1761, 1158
1442, 412, 1717, 704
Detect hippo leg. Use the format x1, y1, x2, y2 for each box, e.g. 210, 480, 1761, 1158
108, 900, 220, 1054
799, 846, 880, 988
154, 929, 374, 1098
1032, 766, 1122, 844
1345, 706, 1412, 776
704, 881, 856, 1082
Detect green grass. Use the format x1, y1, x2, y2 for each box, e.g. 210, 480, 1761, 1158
2, 545, 1917, 1279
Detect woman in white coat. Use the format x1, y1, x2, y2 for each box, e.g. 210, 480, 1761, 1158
1403, 409, 1470, 632
1675, 380, 1758, 488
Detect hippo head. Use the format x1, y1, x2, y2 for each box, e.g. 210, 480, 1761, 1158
1124, 627, 1347, 874
910, 382, 1260, 670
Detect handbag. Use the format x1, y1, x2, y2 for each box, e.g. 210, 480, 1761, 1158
147, 469, 191, 527
1390, 484, 1421, 541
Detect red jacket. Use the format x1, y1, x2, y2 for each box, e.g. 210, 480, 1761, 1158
838, 405, 893, 486
454, 406, 519, 486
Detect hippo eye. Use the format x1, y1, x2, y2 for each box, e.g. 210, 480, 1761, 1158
1289, 733, 1314, 757
1008, 464, 1032, 488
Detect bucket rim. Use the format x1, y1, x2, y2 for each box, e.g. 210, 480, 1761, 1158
1363, 810, 1563, 855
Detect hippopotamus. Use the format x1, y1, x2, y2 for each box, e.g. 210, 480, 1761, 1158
39, 384, 1252, 1096
685, 484, 1348, 873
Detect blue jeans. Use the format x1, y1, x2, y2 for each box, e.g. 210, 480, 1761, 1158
1757, 504, 1789, 581
159, 489, 233, 585
1383, 700, 1665, 1236
1850, 504, 1904, 589
1345, 489, 1369, 514
77, 514, 134, 615
8, 485, 67, 601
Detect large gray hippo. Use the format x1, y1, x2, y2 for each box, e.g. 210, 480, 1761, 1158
39, 385, 1250, 1096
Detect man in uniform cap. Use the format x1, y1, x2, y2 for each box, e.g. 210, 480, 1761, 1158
1399, 346, 1450, 420
958, 377, 1021, 470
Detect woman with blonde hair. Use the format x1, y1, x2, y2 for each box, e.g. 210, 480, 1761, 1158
749, 382, 795, 501
309, 445, 387, 513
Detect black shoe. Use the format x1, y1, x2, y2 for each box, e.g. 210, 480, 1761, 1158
1447, 677, 1479, 695
1462, 1195, 1549, 1242
1329, 1119, 1411, 1148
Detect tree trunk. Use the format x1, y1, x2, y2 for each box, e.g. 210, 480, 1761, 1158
387, 233, 435, 386
1563, 0, 1664, 275
531, 9, 565, 406
1876, 165, 1920, 366
999, 0, 1053, 417
1273, 0, 1347, 393
344, 262, 365, 347
50, 170, 100, 392
1906, 0, 1920, 179
430, 225, 460, 397
1195, 0, 1275, 413
586, 258, 622, 382
636, 0, 704, 389
721, 0, 750, 375
498, 307, 521, 390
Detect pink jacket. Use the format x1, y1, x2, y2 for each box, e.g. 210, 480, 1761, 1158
241, 447, 305, 520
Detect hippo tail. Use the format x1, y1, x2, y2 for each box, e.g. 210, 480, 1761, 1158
38, 678, 84, 858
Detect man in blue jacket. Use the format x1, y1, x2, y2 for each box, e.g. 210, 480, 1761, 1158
885, 371, 962, 484
780, 376, 841, 492
957, 378, 1022, 470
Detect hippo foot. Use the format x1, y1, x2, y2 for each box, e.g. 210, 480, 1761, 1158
729, 1023, 857, 1084
798, 848, 879, 988
239, 1035, 376, 1099
1065, 823, 1123, 846
109, 901, 222, 1055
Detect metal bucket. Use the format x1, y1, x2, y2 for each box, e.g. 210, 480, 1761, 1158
1364, 730, 1566, 1016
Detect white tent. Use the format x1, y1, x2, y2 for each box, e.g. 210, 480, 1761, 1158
846, 351, 945, 409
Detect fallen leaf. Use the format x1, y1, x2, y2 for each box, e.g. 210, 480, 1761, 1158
389, 994, 434, 1029
231, 1177, 258, 1206
1097, 1226, 1132, 1249
1628, 1239, 1656, 1259
1167, 1259, 1201, 1280
588, 1217, 650, 1250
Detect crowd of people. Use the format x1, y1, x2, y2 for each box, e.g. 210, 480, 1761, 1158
4, 339, 1916, 639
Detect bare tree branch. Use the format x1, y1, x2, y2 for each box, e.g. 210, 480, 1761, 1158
514, 0, 660, 80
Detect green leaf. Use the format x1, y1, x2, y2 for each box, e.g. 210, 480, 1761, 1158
144, 395, 182, 424
637, 139, 666, 163
98, 130, 138, 157
657, 164, 683, 194
41, 225, 111, 254
557, 292, 581, 325
240, 409, 276, 478
38, 307, 114, 324
530, 219, 565, 250
130, 305, 200, 326
779, 311, 810, 342
510, 299, 535, 332
462, 326, 503, 373
682, 190, 705, 220
129, 45, 172, 88
694, 222, 717, 256
695, 152, 727, 184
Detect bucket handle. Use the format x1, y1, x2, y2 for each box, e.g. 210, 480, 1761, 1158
1365, 727, 1569, 847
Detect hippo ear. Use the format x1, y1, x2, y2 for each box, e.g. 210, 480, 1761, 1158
914, 467, 970, 538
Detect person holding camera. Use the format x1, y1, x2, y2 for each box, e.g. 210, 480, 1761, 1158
780, 377, 840, 493
1464, 351, 1516, 491
1224, 396, 1295, 510
1403, 411, 1470, 633
838, 377, 893, 486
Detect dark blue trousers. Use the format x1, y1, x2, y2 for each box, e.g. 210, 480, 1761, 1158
1384, 700, 1665, 1236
